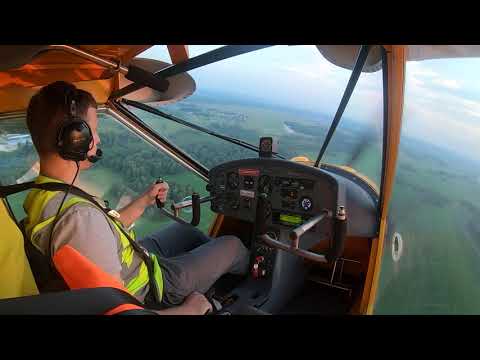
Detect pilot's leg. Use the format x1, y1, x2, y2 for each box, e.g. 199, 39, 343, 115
159, 235, 250, 306
140, 222, 210, 258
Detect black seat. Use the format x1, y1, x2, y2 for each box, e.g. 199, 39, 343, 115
0, 287, 156, 315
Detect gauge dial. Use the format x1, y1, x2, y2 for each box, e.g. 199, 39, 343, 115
300, 197, 313, 211
258, 175, 272, 194
227, 172, 239, 190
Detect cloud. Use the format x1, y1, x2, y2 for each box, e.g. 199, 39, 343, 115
276, 59, 346, 85
278, 65, 328, 80
408, 62, 439, 78
407, 60, 462, 93
403, 60, 480, 160
432, 78, 462, 90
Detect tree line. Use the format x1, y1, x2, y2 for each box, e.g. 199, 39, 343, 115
96, 120, 258, 221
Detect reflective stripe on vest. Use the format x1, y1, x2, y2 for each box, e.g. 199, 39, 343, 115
23, 176, 163, 301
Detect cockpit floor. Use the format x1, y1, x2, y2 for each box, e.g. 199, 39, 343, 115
210, 273, 246, 300
278, 280, 352, 315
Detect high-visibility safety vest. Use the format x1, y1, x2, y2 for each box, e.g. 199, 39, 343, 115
22, 175, 163, 303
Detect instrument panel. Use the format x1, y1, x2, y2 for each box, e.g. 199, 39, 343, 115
209, 158, 337, 239
208, 158, 379, 239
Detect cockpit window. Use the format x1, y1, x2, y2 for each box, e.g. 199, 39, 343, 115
374, 51, 480, 314
0, 112, 215, 236
135, 45, 384, 188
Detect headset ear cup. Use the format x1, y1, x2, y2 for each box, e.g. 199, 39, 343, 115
57, 120, 93, 161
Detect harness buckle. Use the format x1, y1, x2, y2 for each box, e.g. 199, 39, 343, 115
107, 209, 121, 219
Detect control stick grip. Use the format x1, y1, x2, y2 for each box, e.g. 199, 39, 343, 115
155, 179, 165, 208
190, 192, 201, 227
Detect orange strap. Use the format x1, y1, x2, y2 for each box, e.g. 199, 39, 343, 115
53, 245, 144, 314
53, 245, 128, 291
104, 303, 144, 315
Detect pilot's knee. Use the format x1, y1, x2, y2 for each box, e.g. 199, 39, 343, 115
218, 235, 248, 256
219, 234, 241, 246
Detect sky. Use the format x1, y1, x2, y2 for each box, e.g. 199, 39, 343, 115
139, 45, 480, 161
402, 57, 480, 161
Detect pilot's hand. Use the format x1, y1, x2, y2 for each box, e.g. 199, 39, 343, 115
183, 291, 213, 315
142, 181, 169, 206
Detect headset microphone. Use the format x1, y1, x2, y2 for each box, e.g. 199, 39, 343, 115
87, 148, 103, 163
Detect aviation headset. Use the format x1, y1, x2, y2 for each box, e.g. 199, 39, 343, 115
56, 87, 102, 163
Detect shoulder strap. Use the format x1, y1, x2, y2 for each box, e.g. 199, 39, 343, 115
0, 181, 98, 203
0, 181, 36, 197
1, 181, 111, 217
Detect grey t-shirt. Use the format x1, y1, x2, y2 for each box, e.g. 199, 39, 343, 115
51, 203, 123, 279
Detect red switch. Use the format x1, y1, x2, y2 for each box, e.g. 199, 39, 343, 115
252, 263, 259, 279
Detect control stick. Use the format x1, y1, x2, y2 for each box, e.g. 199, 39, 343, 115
289, 210, 329, 249
155, 178, 202, 226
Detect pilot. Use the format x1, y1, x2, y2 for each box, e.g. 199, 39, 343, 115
23, 81, 250, 315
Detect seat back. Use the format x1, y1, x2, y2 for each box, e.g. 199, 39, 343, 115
0, 198, 38, 299
0, 198, 148, 315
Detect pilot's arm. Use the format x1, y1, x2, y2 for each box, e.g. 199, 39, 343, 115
117, 181, 169, 228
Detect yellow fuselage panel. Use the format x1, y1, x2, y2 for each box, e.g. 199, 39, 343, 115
0, 200, 38, 299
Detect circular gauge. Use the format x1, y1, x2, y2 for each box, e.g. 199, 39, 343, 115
300, 197, 313, 211
227, 172, 239, 190
258, 175, 272, 194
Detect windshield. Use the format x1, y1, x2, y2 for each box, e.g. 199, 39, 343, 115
134, 45, 385, 187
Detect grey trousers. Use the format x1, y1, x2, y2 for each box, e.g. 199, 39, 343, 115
140, 223, 250, 306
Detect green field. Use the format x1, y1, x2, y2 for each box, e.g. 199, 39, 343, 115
374, 137, 480, 314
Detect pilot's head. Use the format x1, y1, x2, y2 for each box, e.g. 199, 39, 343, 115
26, 81, 100, 170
